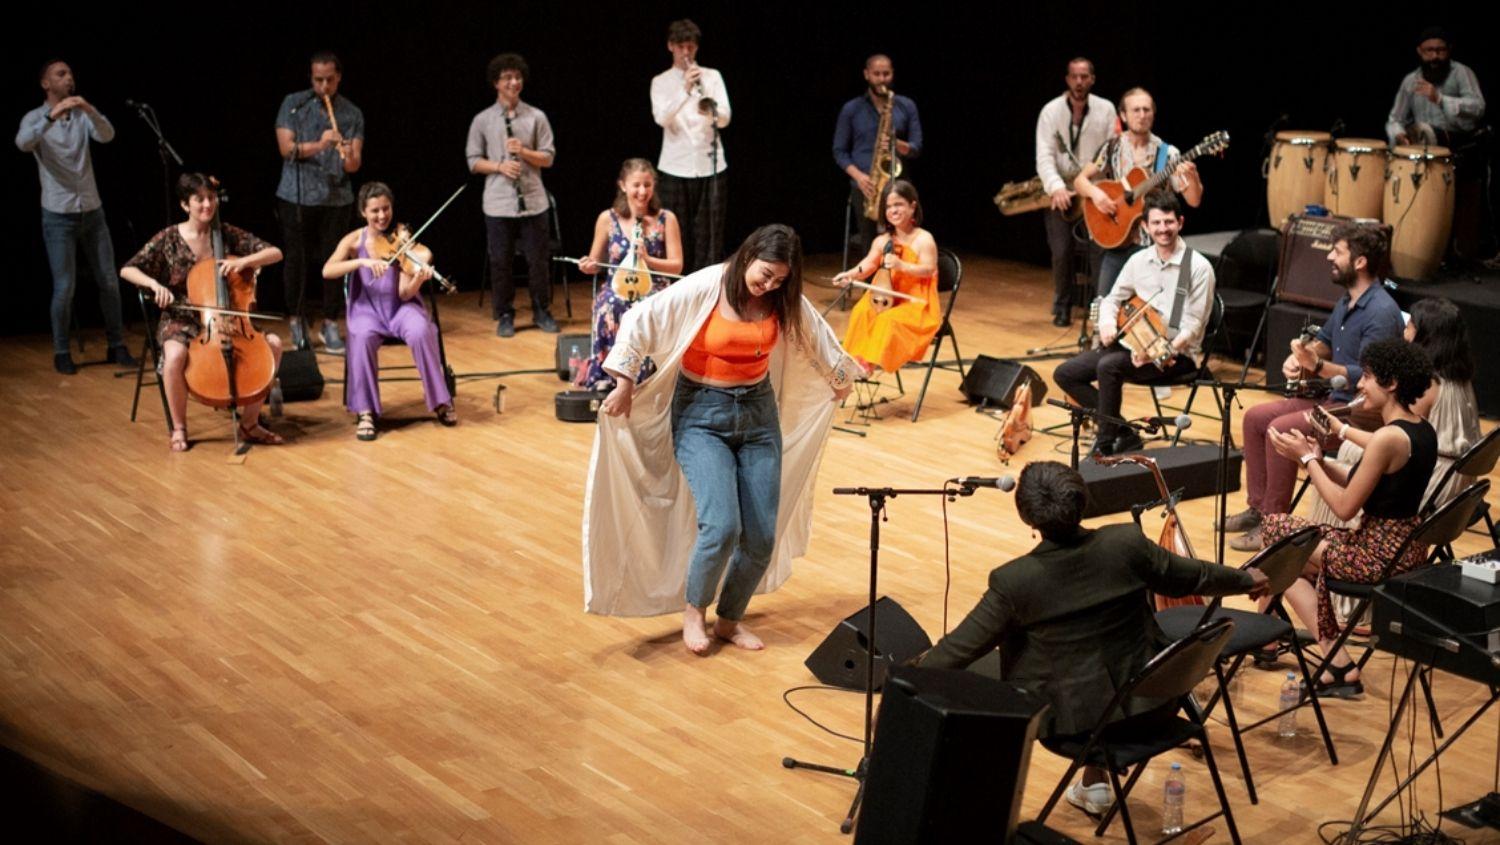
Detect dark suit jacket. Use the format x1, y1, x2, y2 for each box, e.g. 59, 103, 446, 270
919, 523, 1255, 737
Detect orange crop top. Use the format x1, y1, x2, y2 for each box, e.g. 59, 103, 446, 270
681, 307, 781, 383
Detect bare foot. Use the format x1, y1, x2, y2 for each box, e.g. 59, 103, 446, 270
713, 618, 764, 651
682, 606, 711, 655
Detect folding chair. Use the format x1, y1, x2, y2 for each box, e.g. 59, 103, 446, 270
1155, 527, 1334, 804
1213, 229, 1280, 365
127, 288, 172, 432
340, 275, 457, 409
1036, 617, 1244, 844
1420, 426, 1500, 543
478, 190, 570, 319
906, 248, 967, 422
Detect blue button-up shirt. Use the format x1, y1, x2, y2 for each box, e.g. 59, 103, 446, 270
832, 93, 922, 177
274, 90, 364, 207
1316, 282, 1405, 401
15, 102, 113, 214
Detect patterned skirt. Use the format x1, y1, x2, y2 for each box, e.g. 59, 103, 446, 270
1260, 512, 1425, 641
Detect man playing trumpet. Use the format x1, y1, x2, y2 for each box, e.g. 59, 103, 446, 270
651, 18, 731, 273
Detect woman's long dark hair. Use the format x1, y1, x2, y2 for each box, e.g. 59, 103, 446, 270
721, 224, 805, 345
1409, 298, 1474, 383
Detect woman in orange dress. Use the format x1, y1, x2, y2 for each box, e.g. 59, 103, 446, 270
832, 179, 940, 376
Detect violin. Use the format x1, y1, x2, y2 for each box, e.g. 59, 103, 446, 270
1116, 295, 1175, 369
367, 224, 456, 294
995, 380, 1034, 463
182, 185, 276, 414
1094, 453, 1205, 610
867, 238, 897, 313
610, 220, 653, 301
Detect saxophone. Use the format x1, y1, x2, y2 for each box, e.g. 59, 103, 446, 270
865, 86, 902, 222
994, 131, 1082, 219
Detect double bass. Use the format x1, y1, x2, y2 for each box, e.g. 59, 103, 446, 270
1093, 453, 1205, 610
181, 186, 276, 447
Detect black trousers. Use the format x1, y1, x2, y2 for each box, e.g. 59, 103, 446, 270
1044, 209, 1098, 314
847, 182, 880, 261
659, 171, 728, 273
277, 200, 350, 322
484, 212, 551, 320
1053, 343, 1197, 439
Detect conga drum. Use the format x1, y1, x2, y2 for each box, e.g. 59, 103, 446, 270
1383, 145, 1454, 281
1326, 138, 1388, 220
1266, 131, 1331, 228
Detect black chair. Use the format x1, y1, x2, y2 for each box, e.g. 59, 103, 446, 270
340, 275, 456, 409
1155, 526, 1334, 805
905, 248, 967, 422
1421, 426, 1500, 543
1318, 480, 1492, 685
127, 288, 172, 432
1212, 229, 1280, 365
477, 189, 570, 319
1036, 618, 1244, 845
1129, 293, 1225, 446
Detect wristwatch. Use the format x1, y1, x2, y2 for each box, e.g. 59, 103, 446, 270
1299, 453, 1320, 467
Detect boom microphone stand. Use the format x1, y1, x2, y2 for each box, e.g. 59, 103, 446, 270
783, 478, 993, 835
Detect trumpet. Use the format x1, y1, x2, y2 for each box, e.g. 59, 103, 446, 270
687, 59, 717, 115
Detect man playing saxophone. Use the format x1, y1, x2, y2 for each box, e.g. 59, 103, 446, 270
833, 54, 923, 257
1036, 57, 1115, 327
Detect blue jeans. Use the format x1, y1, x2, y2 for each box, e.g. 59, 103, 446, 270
671, 377, 782, 620
41, 208, 126, 354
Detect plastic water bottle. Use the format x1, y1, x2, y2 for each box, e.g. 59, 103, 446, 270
567, 343, 584, 384
1161, 762, 1185, 835
1278, 672, 1299, 738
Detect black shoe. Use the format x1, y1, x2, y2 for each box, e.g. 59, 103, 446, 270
535, 311, 560, 333
1301, 661, 1365, 701
1112, 430, 1146, 454
496, 314, 516, 338
1052, 311, 1070, 327
107, 345, 138, 368
1089, 436, 1115, 459
53, 353, 77, 375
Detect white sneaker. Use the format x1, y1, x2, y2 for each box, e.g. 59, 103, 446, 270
1065, 780, 1113, 816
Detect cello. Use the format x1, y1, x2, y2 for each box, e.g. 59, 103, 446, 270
182, 184, 276, 452
1093, 453, 1206, 610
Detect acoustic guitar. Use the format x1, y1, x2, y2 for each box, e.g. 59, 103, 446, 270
1083, 131, 1230, 249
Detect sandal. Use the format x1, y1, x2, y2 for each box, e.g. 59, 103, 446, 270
355, 412, 377, 441
1302, 660, 1364, 701
238, 420, 285, 446
435, 404, 458, 427
169, 426, 190, 453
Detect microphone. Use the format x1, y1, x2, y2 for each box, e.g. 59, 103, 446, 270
958, 475, 1016, 492
1140, 414, 1193, 434
1285, 374, 1348, 393
288, 91, 317, 114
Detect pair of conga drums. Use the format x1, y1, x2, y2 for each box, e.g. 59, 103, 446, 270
1266, 131, 1454, 279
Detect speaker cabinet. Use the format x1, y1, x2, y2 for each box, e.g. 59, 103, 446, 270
959, 356, 1048, 409
276, 349, 325, 402
855, 666, 1048, 844
805, 597, 932, 691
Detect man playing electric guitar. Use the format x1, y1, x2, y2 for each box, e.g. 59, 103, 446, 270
1073, 88, 1203, 297
1054, 192, 1214, 457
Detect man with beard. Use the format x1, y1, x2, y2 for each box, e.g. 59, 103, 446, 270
1222, 225, 1404, 551
1035, 57, 1116, 327
1074, 88, 1203, 298
1385, 27, 1487, 265
17, 59, 136, 374
833, 53, 924, 258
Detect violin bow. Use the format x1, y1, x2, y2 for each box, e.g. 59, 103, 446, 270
552, 257, 683, 279
383, 184, 466, 269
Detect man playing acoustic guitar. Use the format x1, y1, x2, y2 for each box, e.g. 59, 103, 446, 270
1054, 192, 1214, 456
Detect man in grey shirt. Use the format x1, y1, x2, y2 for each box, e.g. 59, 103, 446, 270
16, 59, 135, 374
274, 51, 364, 353
466, 53, 558, 338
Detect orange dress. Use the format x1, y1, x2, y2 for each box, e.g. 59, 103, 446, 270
841, 240, 941, 373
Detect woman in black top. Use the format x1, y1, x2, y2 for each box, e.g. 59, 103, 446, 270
1260, 339, 1436, 698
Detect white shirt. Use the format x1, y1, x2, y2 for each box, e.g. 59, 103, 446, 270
1100, 238, 1216, 365
651, 65, 731, 177
1035, 93, 1116, 196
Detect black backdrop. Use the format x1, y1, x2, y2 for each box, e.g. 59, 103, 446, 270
5, 2, 1490, 337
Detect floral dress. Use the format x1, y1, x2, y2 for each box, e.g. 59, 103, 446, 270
575, 210, 670, 391
124, 223, 272, 346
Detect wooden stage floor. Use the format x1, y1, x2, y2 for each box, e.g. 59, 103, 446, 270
2, 254, 1498, 843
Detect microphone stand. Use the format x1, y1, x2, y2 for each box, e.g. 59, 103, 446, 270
129, 101, 182, 232
1195, 376, 1303, 567
784, 479, 981, 835
1041, 397, 1159, 469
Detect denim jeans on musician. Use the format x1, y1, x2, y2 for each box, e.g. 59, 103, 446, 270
671, 377, 782, 620
41, 208, 127, 355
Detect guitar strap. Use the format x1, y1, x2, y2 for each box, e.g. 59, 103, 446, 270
1154, 142, 1170, 175
1168, 248, 1193, 333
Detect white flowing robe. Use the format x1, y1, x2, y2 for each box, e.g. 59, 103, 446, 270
582, 264, 858, 616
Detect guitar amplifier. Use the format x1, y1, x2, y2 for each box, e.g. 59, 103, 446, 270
1275, 214, 1391, 310
1371, 563, 1500, 687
